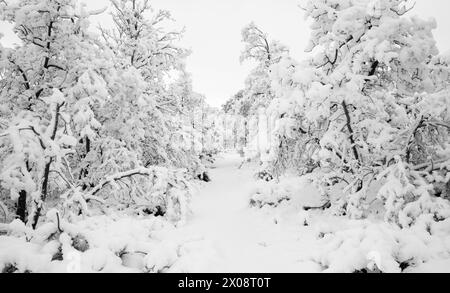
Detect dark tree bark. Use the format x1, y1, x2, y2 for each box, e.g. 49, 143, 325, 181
16, 161, 31, 223
80, 137, 92, 191
368, 60, 379, 77
32, 158, 53, 229
32, 103, 61, 229
342, 100, 360, 163
16, 190, 27, 223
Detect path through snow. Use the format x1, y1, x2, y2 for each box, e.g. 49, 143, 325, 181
166, 152, 450, 273
2, 152, 448, 273
173, 152, 321, 273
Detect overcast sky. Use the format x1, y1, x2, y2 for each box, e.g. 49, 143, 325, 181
1, 0, 450, 107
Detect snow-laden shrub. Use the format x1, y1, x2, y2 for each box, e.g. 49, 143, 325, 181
254, 169, 274, 182
250, 188, 290, 209
250, 175, 450, 273
62, 166, 193, 225
0, 211, 216, 273
299, 214, 450, 273
249, 176, 322, 209
251, 187, 450, 273
267, 115, 322, 178
250, 178, 292, 208
199, 152, 216, 167
378, 158, 450, 228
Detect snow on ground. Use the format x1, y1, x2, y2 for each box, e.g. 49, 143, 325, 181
171, 152, 323, 273
1, 152, 449, 273
173, 152, 450, 273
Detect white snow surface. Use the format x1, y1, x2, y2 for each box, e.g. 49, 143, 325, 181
176, 152, 323, 273
1, 152, 449, 273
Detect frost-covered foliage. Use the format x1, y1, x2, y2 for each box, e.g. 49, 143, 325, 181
0, 0, 215, 231
266, 0, 450, 226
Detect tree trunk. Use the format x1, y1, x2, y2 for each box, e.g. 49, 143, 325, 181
31, 102, 61, 229
16, 190, 27, 223
32, 158, 53, 229
80, 137, 92, 191
342, 100, 360, 163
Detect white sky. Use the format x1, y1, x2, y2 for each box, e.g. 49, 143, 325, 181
1, 0, 450, 107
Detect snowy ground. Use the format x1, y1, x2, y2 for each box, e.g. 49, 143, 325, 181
0, 152, 320, 273
1, 152, 449, 273
167, 152, 450, 273
170, 152, 323, 273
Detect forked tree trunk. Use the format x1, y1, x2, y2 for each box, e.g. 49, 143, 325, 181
31, 102, 61, 229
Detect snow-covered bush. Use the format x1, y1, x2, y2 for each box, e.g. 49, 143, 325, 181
247, 175, 450, 273
0, 211, 216, 273
249, 176, 323, 209
377, 158, 450, 228
61, 166, 193, 224
250, 186, 290, 209
254, 169, 274, 182
296, 212, 450, 273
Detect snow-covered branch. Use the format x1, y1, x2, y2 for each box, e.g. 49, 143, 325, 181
88, 167, 154, 196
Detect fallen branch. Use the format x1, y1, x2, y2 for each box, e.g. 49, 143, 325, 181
412, 158, 449, 171
303, 201, 332, 211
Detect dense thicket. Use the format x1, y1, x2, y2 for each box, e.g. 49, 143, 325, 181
0, 0, 219, 227
225, 0, 450, 227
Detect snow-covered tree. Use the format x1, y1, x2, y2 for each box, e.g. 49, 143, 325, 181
220, 24, 289, 163
0, 0, 204, 229
269, 0, 450, 225
0, 0, 113, 228
99, 0, 188, 167
240, 22, 289, 115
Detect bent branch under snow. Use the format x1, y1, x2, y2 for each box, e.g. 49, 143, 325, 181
88, 168, 158, 196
